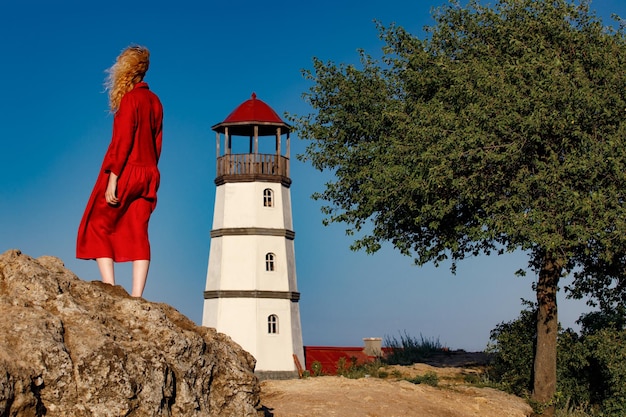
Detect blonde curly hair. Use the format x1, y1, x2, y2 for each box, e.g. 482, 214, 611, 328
104, 45, 150, 113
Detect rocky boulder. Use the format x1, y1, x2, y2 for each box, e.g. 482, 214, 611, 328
0, 249, 261, 416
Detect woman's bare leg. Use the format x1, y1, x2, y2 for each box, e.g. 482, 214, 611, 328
132, 260, 150, 297
96, 258, 115, 285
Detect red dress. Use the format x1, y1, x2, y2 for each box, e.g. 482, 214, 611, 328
77, 82, 163, 262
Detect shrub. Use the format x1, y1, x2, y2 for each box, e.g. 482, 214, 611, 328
407, 371, 439, 387
384, 331, 446, 365
311, 360, 324, 377
334, 357, 387, 379
486, 302, 536, 396
463, 373, 484, 385
583, 328, 626, 415
488, 304, 626, 415
555, 329, 592, 410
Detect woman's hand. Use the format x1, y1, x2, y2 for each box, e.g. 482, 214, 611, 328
105, 173, 119, 205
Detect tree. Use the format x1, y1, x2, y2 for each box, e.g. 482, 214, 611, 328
488, 304, 626, 414
291, 0, 626, 414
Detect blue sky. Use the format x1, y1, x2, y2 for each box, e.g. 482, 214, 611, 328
1, 0, 624, 352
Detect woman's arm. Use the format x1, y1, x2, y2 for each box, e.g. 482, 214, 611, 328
103, 94, 137, 176
105, 172, 119, 205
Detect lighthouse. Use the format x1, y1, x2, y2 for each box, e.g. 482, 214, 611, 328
202, 93, 304, 380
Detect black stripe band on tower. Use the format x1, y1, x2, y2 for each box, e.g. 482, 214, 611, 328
204, 290, 301, 302
210, 227, 295, 240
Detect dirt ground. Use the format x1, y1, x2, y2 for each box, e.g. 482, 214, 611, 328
259, 352, 532, 417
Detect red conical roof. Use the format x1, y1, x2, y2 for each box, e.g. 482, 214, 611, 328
224, 92, 283, 124
212, 93, 290, 136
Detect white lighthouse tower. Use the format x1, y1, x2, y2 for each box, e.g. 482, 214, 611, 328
202, 93, 304, 379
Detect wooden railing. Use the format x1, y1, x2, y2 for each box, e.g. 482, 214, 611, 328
216, 153, 289, 179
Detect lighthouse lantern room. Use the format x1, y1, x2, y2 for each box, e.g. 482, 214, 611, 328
202, 93, 304, 380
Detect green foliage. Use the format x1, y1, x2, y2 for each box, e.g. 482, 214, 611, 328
407, 371, 439, 387
556, 329, 593, 410
384, 332, 446, 365
463, 373, 480, 384
293, 0, 626, 294
311, 360, 324, 377
488, 306, 626, 415
391, 369, 403, 379
292, 0, 626, 406
334, 357, 387, 379
555, 410, 594, 417
583, 329, 626, 415
577, 307, 626, 334
463, 372, 493, 386
335, 356, 351, 375
486, 302, 537, 395
309, 358, 389, 379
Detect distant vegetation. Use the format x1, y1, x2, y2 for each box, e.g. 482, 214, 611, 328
305, 318, 626, 417
487, 303, 626, 416
384, 332, 447, 366
307, 332, 448, 382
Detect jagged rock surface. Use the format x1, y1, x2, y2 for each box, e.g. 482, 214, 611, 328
0, 249, 261, 416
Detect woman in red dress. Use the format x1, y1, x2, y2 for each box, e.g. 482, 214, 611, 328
77, 45, 163, 297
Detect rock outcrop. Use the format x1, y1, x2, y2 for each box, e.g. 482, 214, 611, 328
0, 249, 261, 416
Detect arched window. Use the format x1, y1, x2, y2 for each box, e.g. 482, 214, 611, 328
263, 188, 274, 207
265, 253, 275, 271
268, 314, 278, 334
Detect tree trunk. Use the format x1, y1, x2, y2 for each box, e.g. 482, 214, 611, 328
531, 254, 561, 416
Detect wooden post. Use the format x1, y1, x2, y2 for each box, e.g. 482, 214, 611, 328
286, 131, 290, 177
225, 127, 230, 155
215, 132, 221, 176
293, 354, 304, 378
276, 127, 282, 175
254, 125, 259, 155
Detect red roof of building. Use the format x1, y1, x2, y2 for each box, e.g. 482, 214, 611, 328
224, 92, 283, 124
212, 93, 290, 136
304, 346, 380, 375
